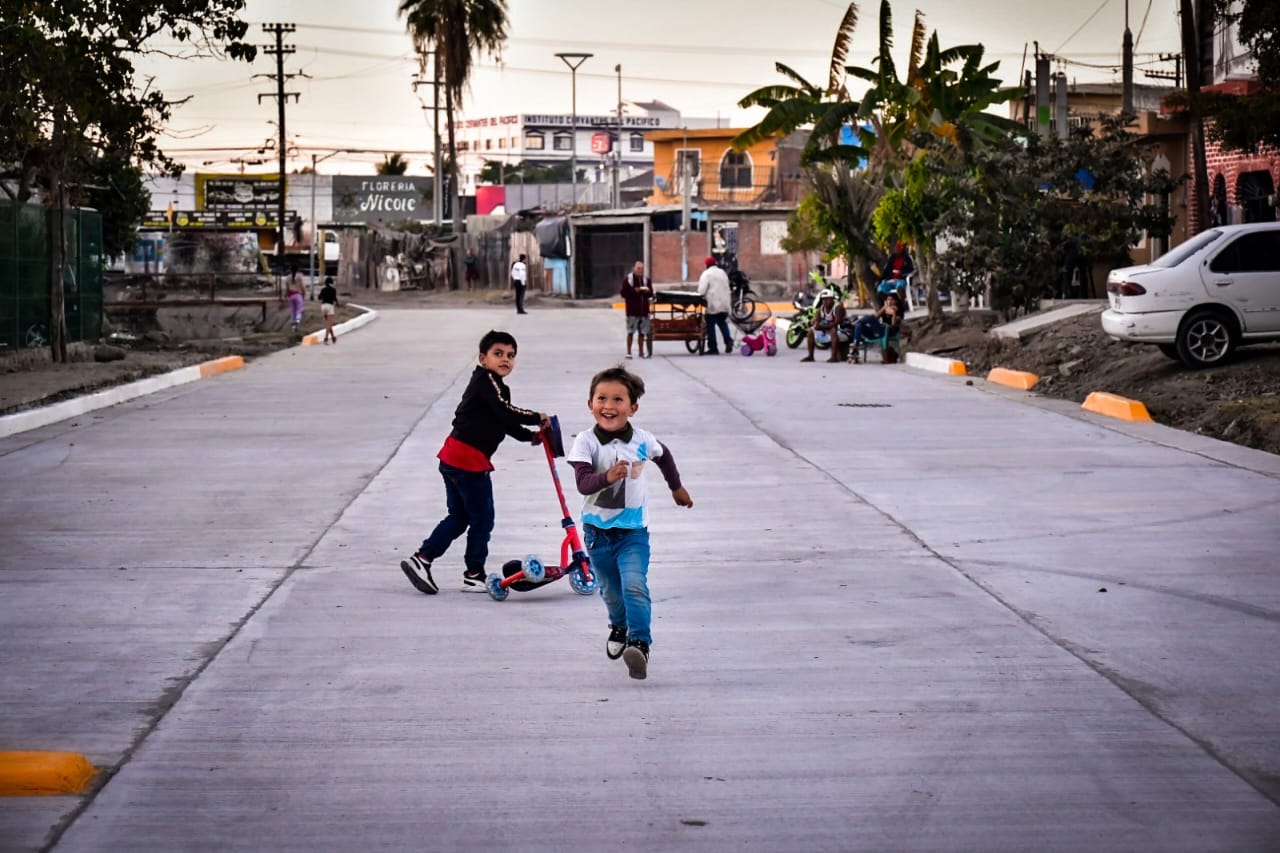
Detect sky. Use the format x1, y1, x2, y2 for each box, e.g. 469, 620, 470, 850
139, 0, 1187, 175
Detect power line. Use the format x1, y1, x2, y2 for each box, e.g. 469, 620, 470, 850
1054, 0, 1114, 55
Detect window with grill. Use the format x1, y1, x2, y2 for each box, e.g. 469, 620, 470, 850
719, 151, 753, 189
553, 133, 573, 151
630, 132, 645, 152
525, 133, 545, 150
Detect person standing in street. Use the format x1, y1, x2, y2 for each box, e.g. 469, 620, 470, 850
621, 260, 653, 359
696, 256, 732, 355
319, 276, 339, 344
511, 253, 528, 314
464, 248, 479, 287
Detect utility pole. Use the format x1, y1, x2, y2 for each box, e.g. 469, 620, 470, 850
412, 52, 443, 228
259, 23, 299, 294
1144, 53, 1183, 87
1122, 0, 1134, 114
613, 64, 622, 209
680, 127, 690, 282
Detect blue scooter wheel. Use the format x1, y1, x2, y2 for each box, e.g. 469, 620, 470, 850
523, 555, 545, 583
485, 573, 509, 601
569, 568, 596, 595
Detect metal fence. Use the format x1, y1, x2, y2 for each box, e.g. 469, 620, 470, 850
0, 201, 103, 350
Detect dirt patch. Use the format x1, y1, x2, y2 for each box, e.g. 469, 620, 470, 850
909, 309, 1280, 455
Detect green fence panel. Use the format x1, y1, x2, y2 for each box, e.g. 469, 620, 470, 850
0, 200, 104, 349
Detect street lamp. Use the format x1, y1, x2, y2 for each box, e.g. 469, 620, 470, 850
554, 52, 592, 209
309, 150, 345, 292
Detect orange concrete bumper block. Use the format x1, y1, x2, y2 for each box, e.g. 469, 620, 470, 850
1082, 391, 1153, 422
987, 367, 1039, 390
0, 751, 96, 795
198, 355, 245, 377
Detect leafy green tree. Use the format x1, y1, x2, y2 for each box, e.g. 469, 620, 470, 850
0, 0, 255, 361
923, 118, 1179, 320
377, 153, 411, 175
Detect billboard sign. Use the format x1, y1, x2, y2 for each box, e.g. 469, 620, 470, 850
331, 176, 430, 223
198, 174, 282, 209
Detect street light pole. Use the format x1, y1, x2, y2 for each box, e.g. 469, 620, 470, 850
555, 52, 592, 209
309, 150, 344, 292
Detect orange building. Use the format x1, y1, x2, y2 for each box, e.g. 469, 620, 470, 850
645, 128, 803, 206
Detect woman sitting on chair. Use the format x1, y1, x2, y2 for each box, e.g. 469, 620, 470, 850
849, 292, 903, 363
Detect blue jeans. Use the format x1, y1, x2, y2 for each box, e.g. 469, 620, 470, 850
419, 461, 494, 572
705, 312, 732, 353
584, 525, 652, 645
852, 315, 885, 345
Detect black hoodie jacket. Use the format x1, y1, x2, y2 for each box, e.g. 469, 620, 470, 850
448, 366, 541, 459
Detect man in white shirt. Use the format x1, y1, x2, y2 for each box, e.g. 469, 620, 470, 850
696, 256, 732, 355
511, 253, 528, 314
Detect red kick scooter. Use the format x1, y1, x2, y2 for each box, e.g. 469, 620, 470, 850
485, 416, 596, 601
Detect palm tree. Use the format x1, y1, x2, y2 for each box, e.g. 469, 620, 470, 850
399, 0, 508, 240
377, 153, 410, 175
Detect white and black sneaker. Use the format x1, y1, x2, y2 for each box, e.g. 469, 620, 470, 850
399, 553, 437, 595
622, 641, 649, 680
606, 624, 627, 660
461, 567, 487, 592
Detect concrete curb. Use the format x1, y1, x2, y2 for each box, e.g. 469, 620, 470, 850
302, 304, 377, 346
987, 367, 1039, 390
0, 751, 96, 796
904, 351, 967, 375
1083, 391, 1154, 422
0, 355, 247, 439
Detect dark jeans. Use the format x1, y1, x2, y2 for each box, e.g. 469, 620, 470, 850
419, 461, 494, 572
852, 315, 885, 345
513, 281, 526, 312
705, 312, 732, 353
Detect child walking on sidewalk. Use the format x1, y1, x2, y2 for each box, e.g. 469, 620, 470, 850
399, 330, 549, 594
567, 365, 693, 679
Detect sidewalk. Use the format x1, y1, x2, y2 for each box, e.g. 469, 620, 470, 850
2, 306, 1277, 851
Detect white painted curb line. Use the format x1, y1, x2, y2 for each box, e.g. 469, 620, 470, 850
1, 360, 226, 439
903, 351, 967, 375
0, 307, 378, 439
302, 304, 377, 345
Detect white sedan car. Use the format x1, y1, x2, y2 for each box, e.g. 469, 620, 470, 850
1101, 222, 1280, 368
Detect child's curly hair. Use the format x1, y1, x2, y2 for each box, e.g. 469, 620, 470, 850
589, 365, 645, 404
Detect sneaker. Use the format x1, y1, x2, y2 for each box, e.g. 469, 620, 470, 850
606, 624, 628, 660
461, 567, 487, 592
399, 554, 437, 595
622, 640, 649, 680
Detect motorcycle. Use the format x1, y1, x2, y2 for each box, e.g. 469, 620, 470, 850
785, 281, 848, 349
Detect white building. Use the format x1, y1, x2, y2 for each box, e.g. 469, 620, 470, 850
454, 100, 720, 192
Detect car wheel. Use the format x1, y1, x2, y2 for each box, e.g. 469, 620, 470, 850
1175, 309, 1235, 369
1157, 344, 1179, 360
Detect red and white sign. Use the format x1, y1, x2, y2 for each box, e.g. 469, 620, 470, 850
590, 132, 613, 154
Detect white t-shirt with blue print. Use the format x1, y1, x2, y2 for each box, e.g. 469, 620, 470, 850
568, 426, 666, 530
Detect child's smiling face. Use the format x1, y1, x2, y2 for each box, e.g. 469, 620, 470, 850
589, 379, 638, 431
479, 342, 516, 377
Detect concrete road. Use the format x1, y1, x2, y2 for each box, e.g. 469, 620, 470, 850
2, 306, 1279, 852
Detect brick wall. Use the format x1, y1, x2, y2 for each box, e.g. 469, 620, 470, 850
649, 230, 709, 285
1188, 137, 1279, 233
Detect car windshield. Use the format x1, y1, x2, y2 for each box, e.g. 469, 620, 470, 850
1151, 229, 1223, 268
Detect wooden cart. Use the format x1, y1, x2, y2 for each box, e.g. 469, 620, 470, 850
650, 290, 705, 354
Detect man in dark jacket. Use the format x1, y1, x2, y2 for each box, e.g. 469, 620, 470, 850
399, 330, 549, 593
621, 260, 653, 359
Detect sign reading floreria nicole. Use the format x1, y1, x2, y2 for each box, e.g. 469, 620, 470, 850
331, 176, 430, 223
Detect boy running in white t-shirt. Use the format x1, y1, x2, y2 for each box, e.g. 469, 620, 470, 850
567, 365, 693, 680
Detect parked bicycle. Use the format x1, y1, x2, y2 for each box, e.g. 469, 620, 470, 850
728, 269, 758, 322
